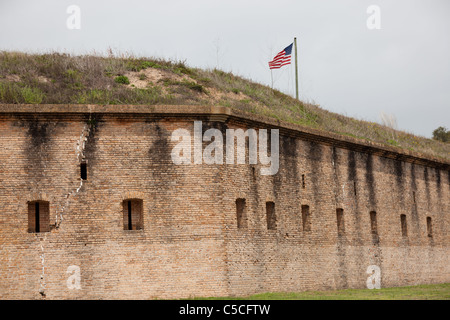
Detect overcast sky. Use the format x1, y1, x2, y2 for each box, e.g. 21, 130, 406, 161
1, 0, 449, 138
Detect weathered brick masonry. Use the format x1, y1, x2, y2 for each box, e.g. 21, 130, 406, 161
0, 104, 448, 299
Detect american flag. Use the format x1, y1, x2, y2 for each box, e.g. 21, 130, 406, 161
268, 43, 293, 69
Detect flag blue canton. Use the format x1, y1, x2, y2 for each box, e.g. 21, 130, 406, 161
283, 43, 293, 56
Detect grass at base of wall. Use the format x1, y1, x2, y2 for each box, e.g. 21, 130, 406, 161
191, 283, 450, 300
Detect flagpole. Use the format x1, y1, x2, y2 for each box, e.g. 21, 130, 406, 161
270, 69, 273, 89
294, 37, 299, 100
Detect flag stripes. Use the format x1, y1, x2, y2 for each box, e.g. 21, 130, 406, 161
268, 43, 293, 69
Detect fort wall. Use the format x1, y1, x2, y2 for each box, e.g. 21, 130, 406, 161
0, 104, 448, 299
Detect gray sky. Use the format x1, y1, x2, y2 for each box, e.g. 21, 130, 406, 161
1, 0, 449, 138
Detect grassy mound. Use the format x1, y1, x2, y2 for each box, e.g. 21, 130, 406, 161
0, 51, 448, 161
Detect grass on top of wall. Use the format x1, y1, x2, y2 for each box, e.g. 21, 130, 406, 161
0, 50, 449, 161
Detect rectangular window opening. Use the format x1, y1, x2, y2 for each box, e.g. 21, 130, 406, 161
123, 199, 143, 231
370, 211, 378, 235
301, 174, 305, 189
336, 208, 345, 235
301, 205, 311, 231
80, 161, 87, 180
427, 217, 432, 237
266, 201, 276, 230
236, 198, 247, 229
35, 202, 40, 233
127, 200, 132, 230
28, 201, 50, 233
400, 214, 407, 237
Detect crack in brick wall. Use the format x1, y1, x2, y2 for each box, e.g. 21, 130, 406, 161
37, 120, 90, 298
38, 236, 47, 298
55, 122, 90, 229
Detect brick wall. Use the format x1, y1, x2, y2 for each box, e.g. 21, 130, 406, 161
0, 105, 448, 299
